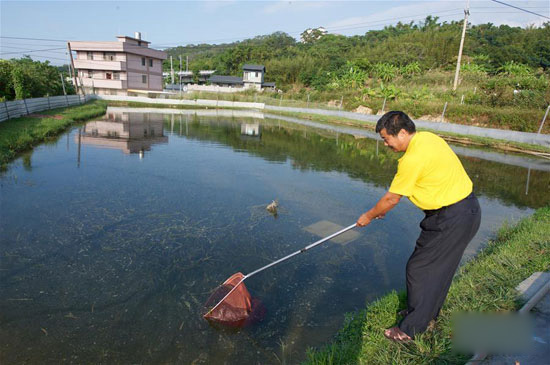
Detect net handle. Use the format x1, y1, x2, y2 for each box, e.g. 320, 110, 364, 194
204, 223, 357, 317
246, 223, 357, 279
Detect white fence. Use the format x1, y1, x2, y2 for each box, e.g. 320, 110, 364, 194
186, 84, 246, 93
92, 94, 265, 110
0, 94, 93, 123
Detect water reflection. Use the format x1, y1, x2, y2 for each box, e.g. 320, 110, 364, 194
78, 111, 168, 156
1, 108, 549, 364
241, 123, 261, 137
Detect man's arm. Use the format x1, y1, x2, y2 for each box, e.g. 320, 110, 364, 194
357, 191, 402, 227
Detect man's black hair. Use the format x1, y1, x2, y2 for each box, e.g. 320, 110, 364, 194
375, 111, 416, 136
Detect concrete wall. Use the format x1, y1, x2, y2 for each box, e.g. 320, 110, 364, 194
186, 84, 245, 93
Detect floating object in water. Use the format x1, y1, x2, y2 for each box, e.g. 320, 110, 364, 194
266, 200, 278, 215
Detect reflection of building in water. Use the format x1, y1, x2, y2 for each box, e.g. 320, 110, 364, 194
240, 123, 261, 137
79, 111, 168, 155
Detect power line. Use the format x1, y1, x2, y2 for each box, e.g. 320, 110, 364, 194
151, 8, 466, 47
0, 47, 67, 55
0, 36, 68, 42
490, 0, 550, 19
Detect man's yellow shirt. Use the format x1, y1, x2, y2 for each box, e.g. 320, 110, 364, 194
389, 131, 472, 210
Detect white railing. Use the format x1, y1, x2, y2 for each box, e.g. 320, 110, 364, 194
0, 94, 94, 123
92, 94, 265, 110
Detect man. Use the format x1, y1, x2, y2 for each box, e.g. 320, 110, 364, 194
357, 111, 481, 342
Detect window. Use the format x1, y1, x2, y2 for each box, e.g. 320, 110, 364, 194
141, 57, 145, 66
255, 72, 259, 77
103, 52, 115, 61
138, 41, 142, 47
142, 75, 147, 83
113, 72, 120, 80
87, 70, 93, 78
106, 72, 112, 80
87, 52, 93, 60
149, 59, 153, 67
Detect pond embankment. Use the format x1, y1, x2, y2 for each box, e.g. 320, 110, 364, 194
304, 206, 550, 365
94, 94, 550, 156
264, 108, 550, 157
0, 100, 107, 168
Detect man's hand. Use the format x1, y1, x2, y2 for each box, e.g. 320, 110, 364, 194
356, 191, 402, 228
357, 212, 372, 227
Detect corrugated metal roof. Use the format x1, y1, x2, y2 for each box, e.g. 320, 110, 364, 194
209, 75, 243, 84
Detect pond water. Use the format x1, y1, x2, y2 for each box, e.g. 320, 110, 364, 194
1, 107, 549, 364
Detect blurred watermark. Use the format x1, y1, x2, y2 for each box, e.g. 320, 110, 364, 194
452, 312, 534, 354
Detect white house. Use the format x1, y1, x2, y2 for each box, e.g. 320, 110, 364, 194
70, 32, 167, 96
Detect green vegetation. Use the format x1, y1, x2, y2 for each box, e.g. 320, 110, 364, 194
165, 18, 550, 132
0, 56, 75, 101
0, 100, 107, 167
304, 206, 550, 364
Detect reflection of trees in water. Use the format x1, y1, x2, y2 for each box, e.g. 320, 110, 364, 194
166, 115, 550, 209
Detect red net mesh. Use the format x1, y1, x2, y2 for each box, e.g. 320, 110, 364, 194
203, 272, 253, 326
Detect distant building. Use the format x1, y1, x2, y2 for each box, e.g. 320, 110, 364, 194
242, 64, 265, 90
208, 64, 275, 91
300, 27, 327, 43
70, 32, 167, 96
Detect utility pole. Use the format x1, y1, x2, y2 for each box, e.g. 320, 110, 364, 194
186, 55, 189, 72
179, 55, 183, 94
60, 73, 67, 96
170, 56, 174, 85
453, 0, 470, 91
67, 42, 80, 95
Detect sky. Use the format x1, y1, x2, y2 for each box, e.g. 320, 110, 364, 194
1, 0, 549, 65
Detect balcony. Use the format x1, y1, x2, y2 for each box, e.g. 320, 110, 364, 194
74, 59, 126, 71
81, 78, 127, 89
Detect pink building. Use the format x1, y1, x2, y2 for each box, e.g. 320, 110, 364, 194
70, 32, 167, 96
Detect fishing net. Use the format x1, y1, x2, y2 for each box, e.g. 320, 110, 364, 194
203, 272, 255, 327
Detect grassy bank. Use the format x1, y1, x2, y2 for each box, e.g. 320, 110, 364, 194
0, 100, 107, 168
267, 110, 550, 156
304, 206, 550, 364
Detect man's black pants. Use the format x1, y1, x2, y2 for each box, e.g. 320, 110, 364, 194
399, 192, 481, 337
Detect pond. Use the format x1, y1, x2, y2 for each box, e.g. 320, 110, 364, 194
1, 107, 549, 364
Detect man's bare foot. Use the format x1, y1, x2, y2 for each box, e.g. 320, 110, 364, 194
384, 326, 412, 343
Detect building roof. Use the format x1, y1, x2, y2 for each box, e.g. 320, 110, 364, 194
116, 36, 150, 44
209, 75, 243, 85
262, 82, 276, 88
243, 64, 265, 72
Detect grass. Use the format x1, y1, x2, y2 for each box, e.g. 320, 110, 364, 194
0, 100, 107, 168
304, 206, 550, 364
266, 110, 550, 156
